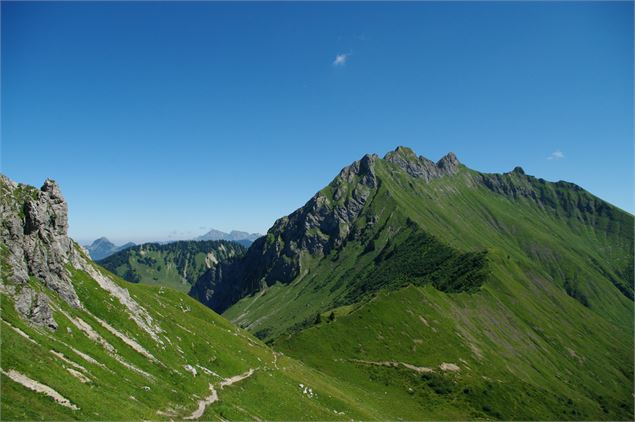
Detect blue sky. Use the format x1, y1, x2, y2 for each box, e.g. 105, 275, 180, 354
2, 1, 633, 244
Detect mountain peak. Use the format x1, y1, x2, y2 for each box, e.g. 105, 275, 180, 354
393, 145, 417, 157
384, 147, 460, 181
41, 178, 63, 198
197, 228, 261, 243
437, 152, 460, 172
93, 236, 112, 244
85, 237, 134, 260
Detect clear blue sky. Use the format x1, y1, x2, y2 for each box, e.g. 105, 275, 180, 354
2, 1, 632, 244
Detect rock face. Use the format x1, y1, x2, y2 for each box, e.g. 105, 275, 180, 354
1, 175, 81, 328
14, 287, 57, 330
190, 147, 462, 313
190, 153, 381, 311
1, 175, 165, 339
384, 146, 461, 181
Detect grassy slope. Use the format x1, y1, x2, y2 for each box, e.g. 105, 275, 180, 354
98, 241, 243, 292
276, 277, 632, 420
223, 160, 633, 419
0, 258, 382, 421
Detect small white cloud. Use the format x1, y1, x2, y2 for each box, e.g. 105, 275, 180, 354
547, 150, 564, 160
333, 53, 349, 66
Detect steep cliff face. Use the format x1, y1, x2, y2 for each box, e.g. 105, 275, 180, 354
1, 175, 165, 341
190, 153, 379, 311
0, 176, 83, 328
190, 146, 633, 344
1, 177, 78, 300
383, 146, 460, 180
190, 147, 465, 313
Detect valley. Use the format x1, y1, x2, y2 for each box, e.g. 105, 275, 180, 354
1, 146, 632, 420
98, 241, 245, 292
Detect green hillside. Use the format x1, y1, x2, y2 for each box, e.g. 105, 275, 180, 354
1, 259, 386, 420
99, 241, 245, 292
192, 147, 633, 420
2, 142, 633, 421
0, 175, 383, 421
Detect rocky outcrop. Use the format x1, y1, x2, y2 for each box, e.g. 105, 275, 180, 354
190, 153, 381, 312
190, 148, 464, 313
13, 286, 58, 330
272, 153, 378, 257
1, 175, 166, 338
384, 146, 461, 181
1, 175, 80, 313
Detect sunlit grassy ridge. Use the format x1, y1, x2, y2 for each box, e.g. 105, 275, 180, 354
2, 149, 631, 420
221, 155, 633, 420
0, 257, 381, 420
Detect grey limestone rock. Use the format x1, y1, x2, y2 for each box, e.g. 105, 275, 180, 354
384, 146, 461, 181
14, 286, 58, 330
190, 147, 464, 313
1, 174, 81, 329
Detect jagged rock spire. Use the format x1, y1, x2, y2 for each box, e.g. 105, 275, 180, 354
1, 175, 81, 328
384, 146, 461, 181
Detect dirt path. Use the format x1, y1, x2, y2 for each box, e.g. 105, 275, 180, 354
219, 368, 256, 389
350, 359, 434, 373
184, 384, 218, 420
350, 359, 461, 373
184, 368, 257, 420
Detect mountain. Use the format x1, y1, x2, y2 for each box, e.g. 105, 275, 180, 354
0, 175, 384, 420
98, 241, 245, 292
85, 237, 135, 261
196, 229, 262, 245
190, 146, 634, 420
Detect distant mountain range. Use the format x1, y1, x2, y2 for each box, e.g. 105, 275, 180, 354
85, 229, 261, 260
196, 229, 262, 245
84, 237, 135, 260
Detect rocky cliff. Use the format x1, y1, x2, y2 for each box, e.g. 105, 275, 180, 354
0, 175, 162, 339
190, 147, 463, 312
0, 176, 85, 328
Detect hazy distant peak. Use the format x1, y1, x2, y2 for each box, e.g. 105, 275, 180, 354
85, 237, 135, 260
196, 228, 262, 243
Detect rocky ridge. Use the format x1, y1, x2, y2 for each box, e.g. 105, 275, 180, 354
0, 175, 162, 339
190, 147, 463, 312
1, 176, 83, 328
384, 146, 460, 181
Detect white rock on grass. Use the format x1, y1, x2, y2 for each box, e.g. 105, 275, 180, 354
184, 364, 198, 376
